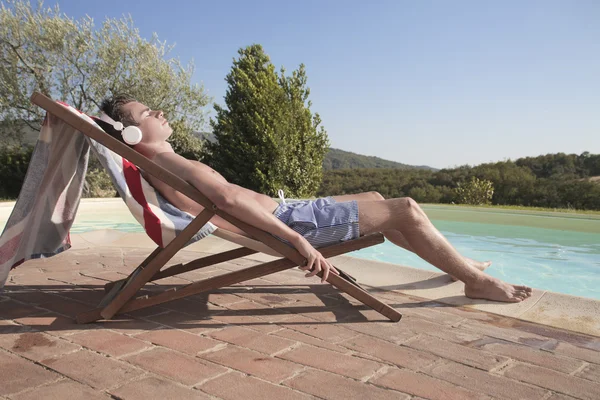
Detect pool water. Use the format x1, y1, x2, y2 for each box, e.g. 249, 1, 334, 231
350, 220, 600, 300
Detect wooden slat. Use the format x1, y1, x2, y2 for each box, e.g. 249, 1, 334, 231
104, 247, 256, 292
99, 209, 215, 319
77, 234, 395, 323
152, 247, 257, 281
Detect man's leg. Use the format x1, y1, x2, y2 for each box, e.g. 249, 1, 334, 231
333, 192, 491, 279
351, 196, 531, 302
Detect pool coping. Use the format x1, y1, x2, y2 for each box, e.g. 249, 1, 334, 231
3, 198, 600, 337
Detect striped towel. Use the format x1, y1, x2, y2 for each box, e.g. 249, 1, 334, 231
0, 101, 215, 288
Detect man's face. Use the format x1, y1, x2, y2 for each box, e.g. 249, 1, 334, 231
121, 101, 173, 144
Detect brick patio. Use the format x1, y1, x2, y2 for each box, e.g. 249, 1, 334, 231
1, 246, 599, 400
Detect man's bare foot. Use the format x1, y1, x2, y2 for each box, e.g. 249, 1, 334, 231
450, 260, 492, 281
464, 276, 532, 303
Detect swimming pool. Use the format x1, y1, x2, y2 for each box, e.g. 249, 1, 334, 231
350, 219, 600, 300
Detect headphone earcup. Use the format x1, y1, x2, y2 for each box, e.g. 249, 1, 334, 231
122, 126, 143, 145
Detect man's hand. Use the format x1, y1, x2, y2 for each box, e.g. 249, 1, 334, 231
291, 236, 339, 283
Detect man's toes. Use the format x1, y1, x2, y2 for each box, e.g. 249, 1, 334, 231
510, 296, 523, 303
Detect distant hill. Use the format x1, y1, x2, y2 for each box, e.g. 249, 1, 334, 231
324, 148, 436, 171
194, 132, 435, 171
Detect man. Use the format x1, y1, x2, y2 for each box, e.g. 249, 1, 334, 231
100, 95, 532, 303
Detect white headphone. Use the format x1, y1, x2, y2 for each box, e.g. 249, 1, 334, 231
99, 113, 143, 145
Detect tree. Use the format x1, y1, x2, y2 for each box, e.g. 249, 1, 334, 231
0, 0, 210, 153
206, 44, 329, 197
454, 177, 494, 205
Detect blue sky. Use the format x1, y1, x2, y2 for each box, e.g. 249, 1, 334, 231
49, 0, 598, 169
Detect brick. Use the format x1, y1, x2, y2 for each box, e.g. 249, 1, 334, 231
426, 361, 549, 399
234, 291, 297, 307
286, 368, 410, 400
0, 319, 31, 334
0, 300, 46, 319
577, 363, 600, 382
135, 328, 223, 355
419, 302, 497, 323
261, 270, 308, 284
342, 320, 416, 343
0, 331, 79, 361
69, 330, 150, 357
273, 328, 349, 353
498, 318, 600, 350
279, 344, 382, 380
296, 306, 349, 323
5, 290, 60, 306
406, 335, 508, 371
200, 371, 311, 400
504, 362, 600, 400
205, 291, 245, 306
41, 349, 143, 390
340, 334, 439, 370
160, 298, 226, 317
57, 289, 107, 306
211, 313, 282, 333
147, 311, 226, 334
552, 341, 600, 364
11, 379, 110, 400
200, 345, 302, 383
102, 317, 163, 335
399, 306, 466, 326
124, 348, 226, 386
402, 316, 484, 345
111, 376, 211, 400
284, 291, 344, 306
370, 368, 487, 400
36, 296, 93, 318
472, 339, 584, 374
15, 313, 98, 337
233, 277, 274, 287
225, 300, 294, 323
208, 326, 294, 354
458, 321, 557, 348
281, 315, 357, 343
0, 349, 60, 396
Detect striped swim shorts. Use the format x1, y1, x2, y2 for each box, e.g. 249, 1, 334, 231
273, 197, 360, 248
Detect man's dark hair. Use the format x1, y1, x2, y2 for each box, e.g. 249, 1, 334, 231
99, 94, 139, 126
98, 94, 138, 146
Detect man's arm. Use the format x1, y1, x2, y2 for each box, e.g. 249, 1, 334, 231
155, 152, 338, 281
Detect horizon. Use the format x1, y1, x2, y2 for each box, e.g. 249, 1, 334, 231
29, 0, 600, 169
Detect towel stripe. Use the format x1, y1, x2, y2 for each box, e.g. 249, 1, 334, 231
122, 159, 164, 247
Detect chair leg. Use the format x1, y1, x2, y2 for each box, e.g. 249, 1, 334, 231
98, 209, 214, 321
104, 246, 163, 293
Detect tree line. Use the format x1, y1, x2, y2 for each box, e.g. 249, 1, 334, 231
318, 152, 600, 210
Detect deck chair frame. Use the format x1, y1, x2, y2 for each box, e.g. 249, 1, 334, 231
31, 92, 402, 324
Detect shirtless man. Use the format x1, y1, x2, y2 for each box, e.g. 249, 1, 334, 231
99, 95, 532, 303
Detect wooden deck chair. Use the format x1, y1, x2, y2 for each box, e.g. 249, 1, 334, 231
30, 92, 402, 324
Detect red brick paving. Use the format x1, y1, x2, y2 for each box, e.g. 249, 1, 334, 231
1, 246, 599, 399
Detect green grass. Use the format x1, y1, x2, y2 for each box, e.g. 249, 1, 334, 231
422, 203, 600, 216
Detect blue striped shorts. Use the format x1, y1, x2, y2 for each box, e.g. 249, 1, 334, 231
273, 197, 360, 248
